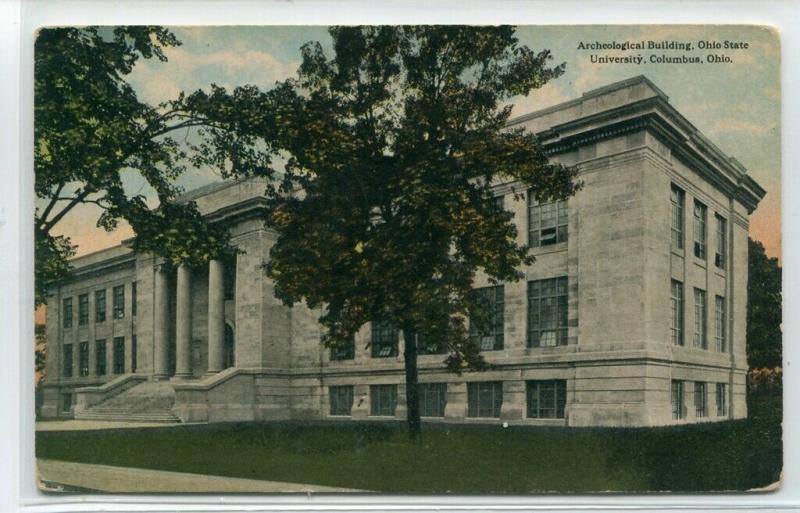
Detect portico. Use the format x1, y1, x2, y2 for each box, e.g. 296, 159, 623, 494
153, 259, 229, 381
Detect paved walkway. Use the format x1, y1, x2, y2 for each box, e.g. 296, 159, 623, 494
36, 419, 187, 431
37, 459, 363, 493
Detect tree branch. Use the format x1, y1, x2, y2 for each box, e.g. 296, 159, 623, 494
37, 182, 65, 230
40, 189, 94, 234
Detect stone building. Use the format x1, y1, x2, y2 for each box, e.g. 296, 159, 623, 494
39, 76, 765, 427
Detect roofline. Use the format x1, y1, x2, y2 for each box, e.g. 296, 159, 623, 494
507, 75, 765, 212
507, 75, 669, 126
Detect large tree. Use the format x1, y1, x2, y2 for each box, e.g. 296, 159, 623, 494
208, 26, 579, 436
747, 238, 782, 368
34, 27, 266, 305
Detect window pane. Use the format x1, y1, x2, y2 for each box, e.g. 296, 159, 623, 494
329, 386, 354, 416
95, 340, 106, 376
113, 337, 125, 374
716, 383, 728, 416
715, 215, 727, 268
419, 383, 447, 417
113, 285, 125, 319
95, 290, 106, 323
693, 201, 707, 259
694, 288, 707, 349
695, 382, 707, 417
79, 341, 89, 377
671, 185, 685, 250
330, 336, 355, 361
672, 381, 684, 419
63, 344, 73, 378
528, 277, 568, 347
370, 384, 397, 416
62, 298, 73, 328
529, 195, 568, 247
715, 296, 727, 352
371, 321, 398, 358
470, 285, 504, 350
671, 280, 684, 345
467, 382, 502, 418
78, 294, 89, 326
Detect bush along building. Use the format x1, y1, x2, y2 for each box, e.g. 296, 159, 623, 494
40, 76, 765, 427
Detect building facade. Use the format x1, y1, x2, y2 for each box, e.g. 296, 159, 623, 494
40, 76, 765, 427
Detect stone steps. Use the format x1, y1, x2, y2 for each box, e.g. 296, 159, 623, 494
75, 380, 181, 423
75, 409, 180, 423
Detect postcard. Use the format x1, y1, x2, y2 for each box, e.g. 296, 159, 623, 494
33, 24, 781, 494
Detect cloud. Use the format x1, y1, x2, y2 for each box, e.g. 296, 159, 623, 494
510, 82, 572, 117
711, 118, 775, 135
129, 45, 299, 105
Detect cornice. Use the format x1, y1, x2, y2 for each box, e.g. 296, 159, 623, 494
531, 97, 765, 213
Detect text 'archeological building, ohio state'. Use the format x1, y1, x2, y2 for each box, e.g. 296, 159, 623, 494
40, 76, 765, 427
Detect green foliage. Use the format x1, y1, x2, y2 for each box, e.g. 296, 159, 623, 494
36, 396, 782, 492
186, 25, 580, 435
206, 26, 578, 372
34, 27, 236, 306
747, 238, 782, 368
35, 323, 47, 384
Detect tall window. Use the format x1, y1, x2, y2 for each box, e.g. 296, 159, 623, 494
467, 381, 503, 418
671, 185, 685, 250
470, 285, 504, 351
370, 384, 397, 416
78, 341, 89, 377
113, 337, 125, 374
131, 281, 137, 316
716, 383, 728, 416
113, 285, 125, 319
715, 214, 727, 269
61, 393, 72, 413
62, 298, 73, 328
371, 321, 399, 358
419, 383, 447, 417
671, 380, 684, 420
671, 280, 684, 346
693, 200, 707, 259
329, 386, 354, 416
695, 382, 707, 417
131, 335, 137, 373
62, 343, 73, 378
526, 380, 567, 419
528, 198, 568, 247
409, 329, 447, 355
330, 335, 355, 361
528, 277, 568, 347
715, 295, 727, 352
95, 289, 106, 323
78, 294, 89, 326
694, 288, 707, 349
95, 340, 106, 376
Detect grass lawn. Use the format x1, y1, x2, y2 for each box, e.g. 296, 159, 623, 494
36, 395, 782, 493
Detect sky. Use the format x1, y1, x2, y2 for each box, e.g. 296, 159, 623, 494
49, 25, 781, 261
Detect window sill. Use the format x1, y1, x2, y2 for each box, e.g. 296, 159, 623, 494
693, 257, 707, 269
671, 248, 685, 258
529, 242, 567, 257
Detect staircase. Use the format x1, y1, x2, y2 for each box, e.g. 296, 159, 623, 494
74, 381, 181, 423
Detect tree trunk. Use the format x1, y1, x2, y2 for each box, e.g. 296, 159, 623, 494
402, 326, 421, 439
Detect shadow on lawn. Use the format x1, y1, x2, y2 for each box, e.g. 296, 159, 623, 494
36, 394, 782, 493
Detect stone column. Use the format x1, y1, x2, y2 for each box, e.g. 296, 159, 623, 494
207, 259, 225, 374
153, 264, 170, 380
174, 264, 193, 379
